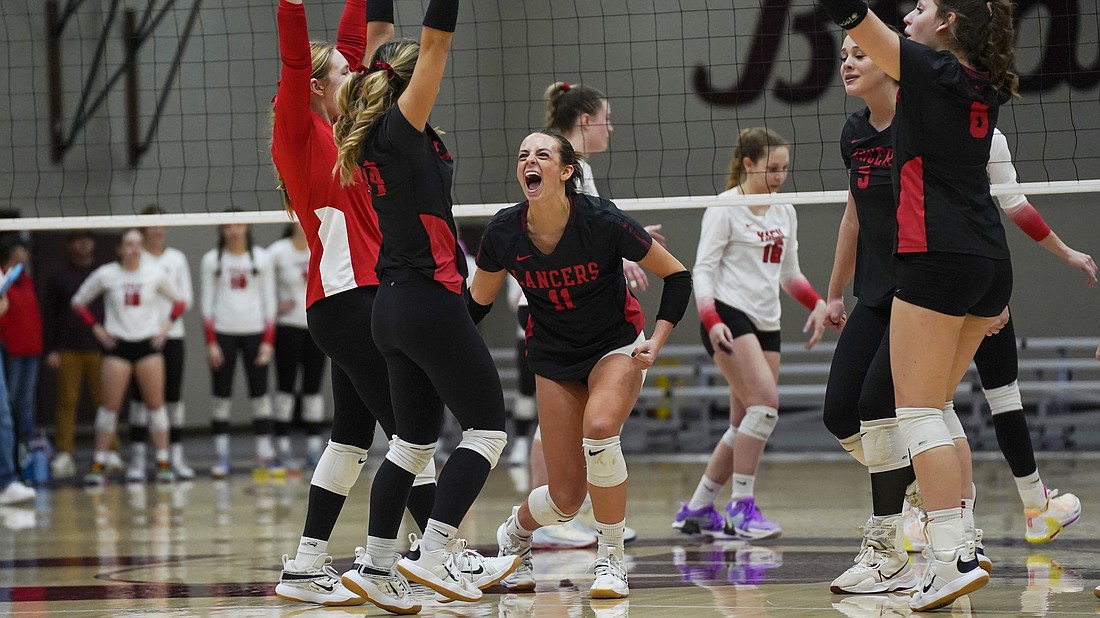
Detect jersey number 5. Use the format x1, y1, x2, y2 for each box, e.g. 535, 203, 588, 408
363, 161, 387, 197
762, 239, 783, 264
970, 101, 989, 139
548, 288, 576, 311
857, 165, 871, 189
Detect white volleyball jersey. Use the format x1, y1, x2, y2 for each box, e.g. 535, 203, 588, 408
142, 247, 192, 339
267, 238, 310, 329
72, 261, 175, 342
200, 247, 276, 336
988, 128, 1027, 212
694, 187, 802, 331
575, 160, 599, 197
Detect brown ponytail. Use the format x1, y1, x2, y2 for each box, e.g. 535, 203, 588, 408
725, 127, 788, 190
938, 0, 1019, 96
545, 81, 606, 134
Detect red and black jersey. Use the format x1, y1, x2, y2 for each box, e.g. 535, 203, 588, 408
841, 108, 897, 307
477, 194, 653, 381
894, 37, 1010, 259
358, 108, 464, 293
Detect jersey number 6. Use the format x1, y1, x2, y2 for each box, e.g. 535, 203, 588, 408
970, 101, 989, 139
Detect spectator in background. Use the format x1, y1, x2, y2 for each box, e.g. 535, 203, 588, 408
0, 287, 34, 504
0, 240, 44, 481
42, 231, 114, 479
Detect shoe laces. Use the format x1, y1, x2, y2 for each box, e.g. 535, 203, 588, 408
591, 554, 626, 580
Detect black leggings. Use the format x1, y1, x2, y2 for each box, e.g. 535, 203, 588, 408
516, 306, 535, 398
822, 302, 895, 440
369, 276, 506, 536
211, 333, 268, 398
306, 286, 394, 451
974, 316, 1017, 389
275, 325, 327, 396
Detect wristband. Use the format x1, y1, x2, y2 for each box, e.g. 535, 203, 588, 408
819, 0, 869, 29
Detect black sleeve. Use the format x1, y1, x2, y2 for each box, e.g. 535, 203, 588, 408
605, 200, 653, 262
378, 107, 427, 154
840, 118, 854, 170
475, 220, 506, 273
899, 36, 948, 89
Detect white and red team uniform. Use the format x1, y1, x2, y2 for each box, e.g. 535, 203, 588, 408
73, 261, 176, 344
201, 248, 277, 343
694, 186, 816, 335
268, 238, 310, 330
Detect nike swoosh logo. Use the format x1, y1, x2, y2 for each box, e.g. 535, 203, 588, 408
922, 575, 936, 593
305, 542, 318, 547
588, 449, 606, 457
358, 458, 367, 464
468, 565, 485, 575
516, 255, 532, 262
316, 582, 334, 592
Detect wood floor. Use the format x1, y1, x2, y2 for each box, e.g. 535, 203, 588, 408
2, 456, 1098, 616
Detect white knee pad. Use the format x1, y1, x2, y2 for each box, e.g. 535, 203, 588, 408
385, 436, 436, 475
148, 407, 170, 434
273, 392, 295, 423
942, 401, 967, 441
583, 436, 628, 488
896, 407, 953, 457
860, 418, 910, 473
527, 484, 578, 527
513, 395, 537, 422
211, 398, 232, 422
838, 433, 867, 466
739, 405, 778, 442
167, 401, 185, 427
130, 402, 148, 426
412, 458, 437, 487
720, 425, 737, 449
985, 381, 1023, 416
95, 407, 118, 434
302, 394, 325, 423
311, 441, 368, 496
251, 396, 273, 419
456, 429, 509, 469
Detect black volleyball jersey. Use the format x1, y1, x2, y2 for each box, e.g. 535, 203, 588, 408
894, 37, 1010, 259
477, 194, 653, 381
359, 108, 466, 294
841, 108, 897, 307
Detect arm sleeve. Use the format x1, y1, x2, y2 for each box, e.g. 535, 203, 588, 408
988, 129, 1028, 211
200, 252, 216, 327
608, 202, 653, 263
778, 206, 803, 283
177, 252, 194, 310
274, 1, 315, 152
898, 36, 946, 89
336, 0, 368, 69
70, 268, 104, 308
259, 251, 278, 344
693, 208, 730, 331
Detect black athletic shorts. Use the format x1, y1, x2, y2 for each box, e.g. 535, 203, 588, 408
107, 338, 160, 363
700, 300, 781, 355
894, 252, 1012, 317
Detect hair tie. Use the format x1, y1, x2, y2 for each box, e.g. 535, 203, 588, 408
561, 82, 571, 92
368, 60, 396, 81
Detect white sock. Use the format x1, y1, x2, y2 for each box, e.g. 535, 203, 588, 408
277, 435, 292, 457
94, 450, 108, 465
170, 443, 185, 464
507, 511, 533, 538
594, 518, 625, 559
687, 476, 722, 510
155, 449, 170, 465
294, 536, 327, 567
961, 497, 976, 541
1015, 471, 1047, 510
307, 435, 324, 455
214, 434, 230, 458
256, 434, 275, 461
730, 473, 755, 499
422, 519, 458, 553
131, 442, 146, 466
925, 507, 966, 561
367, 536, 397, 568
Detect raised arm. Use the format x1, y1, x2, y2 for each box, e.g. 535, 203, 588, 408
365, 0, 395, 66
275, 0, 315, 148
336, 0, 368, 68
397, 0, 458, 131
825, 192, 859, 329
818, 0, 901, 80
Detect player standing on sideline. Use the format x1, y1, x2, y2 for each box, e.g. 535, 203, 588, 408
271, 0, 445, 609
480, 130, 692, 599
43, 231, 112, 478
267, 222, 326, 471
818, 0, 1018, 609
822, 33, 1092, 596
200, 218, 277, 478
672, 128, 827, 539
0, 241, 44, 481
333, 0, 521, 609
73, 229, 184, 486
125, 206, 195, 482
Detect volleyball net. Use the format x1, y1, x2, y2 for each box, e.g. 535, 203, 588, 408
2, 0, 1098, 230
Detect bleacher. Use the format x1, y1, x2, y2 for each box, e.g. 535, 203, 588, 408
490, 337, 1100, 453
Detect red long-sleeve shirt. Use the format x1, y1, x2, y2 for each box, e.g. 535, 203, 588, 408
271, 0, 381, 308
0, 272, 43, 357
